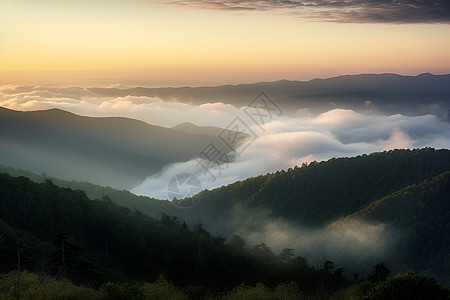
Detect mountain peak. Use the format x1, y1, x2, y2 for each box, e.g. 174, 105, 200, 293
418, 72, 434, 77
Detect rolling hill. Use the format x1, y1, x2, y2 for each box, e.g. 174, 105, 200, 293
0, 172, 350, 296
175, 148, 450, 284
1, 148, 449, 286
0, 107, 237, 189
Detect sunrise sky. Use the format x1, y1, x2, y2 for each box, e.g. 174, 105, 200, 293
1, 0, 450, 86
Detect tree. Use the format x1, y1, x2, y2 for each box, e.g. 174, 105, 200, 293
252, 242, 276, 261
292, 256, 308, 270
160, 213, 181, 228
181, 221, 188, 231
364, 271, 450, 300
194, 223, 211, 238
334, 267, 345, 277
212, 236, 226, 246
324, 260, 335, 272
368, 263, 390, 283
279, 248, 295, 264
227, 235, 247, 252
50, 233, 80, 278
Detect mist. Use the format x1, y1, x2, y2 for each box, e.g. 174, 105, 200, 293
2, 84, 450, 200
133, 109, 450, 199
0, 84, 238, 128
1, 83, 448, 282
226, 204, 395, 276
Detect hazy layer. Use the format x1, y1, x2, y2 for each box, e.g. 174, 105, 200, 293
2, 84, 449, 200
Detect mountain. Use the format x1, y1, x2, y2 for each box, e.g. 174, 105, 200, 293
189, 148, 450, 227
89, 73, 450, 118
0, 172, 349, 296
343, 171, 450, 284
1, 148, 450, 286
0, 107, 238, 189
175, 148, 450, 284
172, 122, 246, 138
0, 163, 179, 220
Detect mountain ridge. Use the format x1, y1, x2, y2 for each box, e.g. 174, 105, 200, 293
88, 73, 450, 118
0, 107, 237, 189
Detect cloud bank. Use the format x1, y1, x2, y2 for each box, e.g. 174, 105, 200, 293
150, 0, 450, 24
2, 84, 450, 200
133, 109, 450, 199
229, 204, 394, 273
0, 85, 237, 128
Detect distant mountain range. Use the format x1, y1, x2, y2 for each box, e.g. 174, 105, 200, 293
0, 107, 238, 189
90, 73, 450, 118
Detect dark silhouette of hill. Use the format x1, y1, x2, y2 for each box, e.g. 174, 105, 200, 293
89, 73, 450, 118
190, 148, 450, 228
172, 122, 249, 138
179, 148, 450, 285
342, 171, 450, 285
0, 173, 349, 294
0, 107, 236, 189
0, 163, 180, 220
1, 148, 450, 285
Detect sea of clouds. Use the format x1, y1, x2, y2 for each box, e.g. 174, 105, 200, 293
2, 84, 450, 200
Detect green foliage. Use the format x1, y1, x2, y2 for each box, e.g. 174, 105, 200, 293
0, 173, 350, 291
138, 275, 186, 300
332, 272, 450, 300
1, 269, 447, 300
0, 270, 98, 300
273, 282, 302, 300
194, 148, 450, 226
279, 248, 295, 264
226, 235, 247, 252
351, 171, 450, 284
2, 148, 450, 292
98, 282, 144, 300
363, 271, 450, 300
330, 281, 374, 300
221, 281, 303, 300
324, 260, 335, 273
3, 149, 450, 286
368, 263, 390, 283
223, 282, 271, 300
190, 148, 450, 285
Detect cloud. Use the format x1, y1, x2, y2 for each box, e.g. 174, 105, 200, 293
150, 0, 450, 24
1, 83, 448, 273
133, 108, 450, 199
379, 127, 415, 150
0, 85, 238, 128
225, 204, 395, 275
2, 85, 450, 200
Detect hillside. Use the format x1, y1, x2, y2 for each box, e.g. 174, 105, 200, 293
1, 148, 450, 286
342, 171, 450, 284
0, 107, 237, 189
0, 173, 349, 296
189, 148, 450, 228
177, 148, 450, 284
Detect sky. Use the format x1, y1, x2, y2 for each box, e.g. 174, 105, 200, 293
1, 0, 450, 86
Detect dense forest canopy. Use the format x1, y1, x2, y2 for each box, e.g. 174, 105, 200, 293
1, 148, 450, 299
